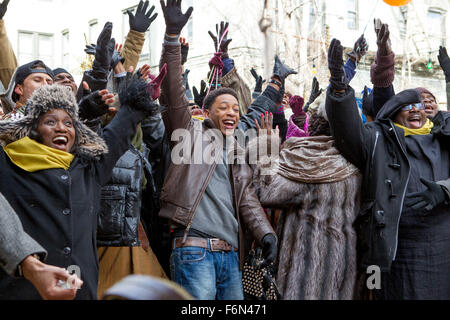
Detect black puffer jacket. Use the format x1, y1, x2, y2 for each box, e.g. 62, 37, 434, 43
326, 87, 450, 272
97, 145, 149, 247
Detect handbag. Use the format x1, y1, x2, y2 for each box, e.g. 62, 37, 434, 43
242, 247, 281, 300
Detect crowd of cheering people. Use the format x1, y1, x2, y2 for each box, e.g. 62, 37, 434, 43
0, 0, 449, 300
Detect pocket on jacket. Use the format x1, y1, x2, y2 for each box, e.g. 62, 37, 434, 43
97, 185, 127, 240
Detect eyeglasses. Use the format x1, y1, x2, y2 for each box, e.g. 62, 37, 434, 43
400, 103, 425, 111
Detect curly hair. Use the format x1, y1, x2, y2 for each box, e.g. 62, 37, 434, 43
308, 112, 331, 137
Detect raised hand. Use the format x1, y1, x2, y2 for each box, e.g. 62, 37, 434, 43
92, 22, 116, 77
127, 0, 158, 33
273, 55, 297, 83
0, 0, 10, 20
374, 19, 392, 56
78, 82, 115, 120
255, 112, 278, 137
251, 68, 265, 94
180, 37, 189, 65
192, 80, 207, 107
208, 21, 232, 57
327, 38, 347, 91
348, 34, 369, 63
438, 46, 450, 83
304, 77, 323, 112
160, 0, 193, 36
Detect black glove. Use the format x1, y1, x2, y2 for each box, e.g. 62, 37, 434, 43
192, 80, 207, 107
438, 46, 450, 83
304, 76, 322, 112
0, 0, 10, 20
119, 73, 159, 116
273, 55, 297, 83
361, 86, 374, 118
260, 234, 277, 268
250, 68, 265, 93
128, 0, 158, 33
182, 69, 190, 89
328, 38, 347, 91
404, 178, 447, 211
160, 0, 193, 36
208, 21, 232, 58
92, 22, 115, 78
348, 34, 368, 63
85, 43, 125, 69
181, 41, 189, 65
78, 90, 109, 121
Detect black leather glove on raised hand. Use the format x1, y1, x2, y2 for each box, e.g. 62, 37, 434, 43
0, 0, 10, 20
260, 234, 277, 268
160, 0, 193, 36
85, 43, 125, 70
192, 80, 207, 107
181, 41, 189, 65
127, 0, 158, 33
251, 68, 265, 94
304, 76, 322, 112
438, 46, 450, 83
273, 55, 297, 83
328, 38, 347, 91
78, 90, 109, 121
404, 178, 447, 211
92, 22, 115, 78
361, 86, 374, 118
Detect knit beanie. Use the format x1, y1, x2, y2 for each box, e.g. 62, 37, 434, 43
289, 95, 305, 117
415, 87, 437, 102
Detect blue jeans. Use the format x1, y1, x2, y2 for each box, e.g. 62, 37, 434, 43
170, 239, 243, 300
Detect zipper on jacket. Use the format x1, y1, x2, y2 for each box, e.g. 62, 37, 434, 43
389, 122, 411, 260
182, 161, 218, 244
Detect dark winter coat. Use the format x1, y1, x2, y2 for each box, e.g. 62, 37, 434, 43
0, 84, 150, 299
326, 87, 450, 272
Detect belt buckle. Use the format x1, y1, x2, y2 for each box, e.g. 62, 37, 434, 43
209, 238, 221, 252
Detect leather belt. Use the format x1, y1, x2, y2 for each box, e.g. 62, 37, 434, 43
173, 237, 238, 252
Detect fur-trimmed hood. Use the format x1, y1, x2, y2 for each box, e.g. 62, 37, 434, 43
0, 85, 108, 159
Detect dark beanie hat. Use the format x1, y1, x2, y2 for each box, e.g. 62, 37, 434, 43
53, 68, 72, 78
289, 95, 305, 117
415, 87, 437, 102
12, 60, 54, 102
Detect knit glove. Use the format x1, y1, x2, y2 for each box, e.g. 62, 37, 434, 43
438, 46, 450, 83
375, 20, 392, 57
0, 0, 10, 20
127, 0, 158, 33
160, 0, 193, 36
273, 55, 297, 83
404, 178, 447, 211
78, 90, 109, 121
119, 73, 159, 116
328, 38, 347, 91
260, 234, 277, 268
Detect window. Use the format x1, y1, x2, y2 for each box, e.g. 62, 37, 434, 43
427, 9, 446, 47
61, 29, 70, 69
347, 0, 358, 30
88, 19, 99, 44
18, 31, 54, 67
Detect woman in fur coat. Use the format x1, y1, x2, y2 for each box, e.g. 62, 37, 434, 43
0, 76, 158, 299
251, 99, 361, 300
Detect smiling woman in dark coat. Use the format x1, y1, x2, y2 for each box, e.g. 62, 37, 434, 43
0, 77, 158, 300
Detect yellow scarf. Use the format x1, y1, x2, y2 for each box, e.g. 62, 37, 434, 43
394, 118, 434, 136
192, 115, 205, 121
3, 137, 74, 172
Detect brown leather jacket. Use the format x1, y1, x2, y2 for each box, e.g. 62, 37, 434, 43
158, 41, 275, 268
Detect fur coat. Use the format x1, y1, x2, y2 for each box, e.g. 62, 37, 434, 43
251, 135, 361, 300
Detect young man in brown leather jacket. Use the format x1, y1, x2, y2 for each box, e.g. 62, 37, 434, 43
157, 0, 284, 300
